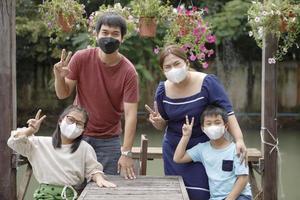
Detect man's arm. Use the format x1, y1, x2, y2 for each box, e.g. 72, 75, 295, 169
118, 102, 138, 179
225, 175, 249, 200
54, 77, 76, 99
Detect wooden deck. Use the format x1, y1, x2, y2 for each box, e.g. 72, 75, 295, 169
78, 175, 190, 200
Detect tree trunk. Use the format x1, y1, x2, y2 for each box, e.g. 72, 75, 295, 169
0, 0, 17, 199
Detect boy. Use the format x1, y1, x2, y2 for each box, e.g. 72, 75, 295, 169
174, 105, 252, 200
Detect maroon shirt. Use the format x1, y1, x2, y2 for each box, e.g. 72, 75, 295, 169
67, 48, 139, 138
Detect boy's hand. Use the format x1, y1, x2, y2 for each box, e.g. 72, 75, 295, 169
182, 115, 194, 137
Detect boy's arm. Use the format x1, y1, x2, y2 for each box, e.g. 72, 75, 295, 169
173, 135, 193, 163
174, 116, 194, 163
225, 175, 248, 200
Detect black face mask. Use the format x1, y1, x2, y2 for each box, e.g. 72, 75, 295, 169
97, 37, 120, 54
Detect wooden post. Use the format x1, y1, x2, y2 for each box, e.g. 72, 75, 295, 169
139, 134, 148, 175
261, 31, 278, 200
0, 0, 17, 199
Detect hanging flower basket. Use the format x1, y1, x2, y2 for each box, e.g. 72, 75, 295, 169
247, 0, 300, 62
57, 13, 75, 32
163, 6, 216, 68
139, 17, 157, 37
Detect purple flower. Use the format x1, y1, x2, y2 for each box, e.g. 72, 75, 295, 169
200, 45, 207, 53
207, 49, 214, 57
197, 53, 206, 60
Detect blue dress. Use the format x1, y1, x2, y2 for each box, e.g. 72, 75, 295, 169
155, 74, 234, 200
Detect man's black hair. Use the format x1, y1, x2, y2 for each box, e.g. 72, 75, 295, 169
95, 12, 127, 38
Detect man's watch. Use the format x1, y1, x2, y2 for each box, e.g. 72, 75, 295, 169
121, 150, 133, 158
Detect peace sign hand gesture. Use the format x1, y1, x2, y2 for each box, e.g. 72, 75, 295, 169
145, 102, 166, 130
26, 109, 47, 136
182, 115, 194, 137
53, 49, 72, 79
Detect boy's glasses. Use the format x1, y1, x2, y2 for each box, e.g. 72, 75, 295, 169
65, 115, 85, 129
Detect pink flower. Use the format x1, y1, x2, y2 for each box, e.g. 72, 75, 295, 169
207, 50, 214, 57
153, 47, 160, 54
200, 45, 207, 52
197, 53, 206, 60
189, 53, 197, 61
207, 35, 216, 43
204, 7, 209, 13
202, 62, 209, 69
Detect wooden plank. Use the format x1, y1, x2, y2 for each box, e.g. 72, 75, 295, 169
17, 164, 32, 200
0, 0, 17, 200
132, 147, 262, 162
78, 176, 189, 200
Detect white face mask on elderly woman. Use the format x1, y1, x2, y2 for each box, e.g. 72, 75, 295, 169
164, 65, 188, 84
60, 119, 83, 139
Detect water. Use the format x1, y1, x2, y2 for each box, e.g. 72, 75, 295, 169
18, 124, 300, 199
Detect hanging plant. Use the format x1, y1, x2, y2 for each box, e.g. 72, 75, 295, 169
39, 0, 86, 33
130, 0, 173, 37
248, 0, 300, 63
162, 5, 216, 68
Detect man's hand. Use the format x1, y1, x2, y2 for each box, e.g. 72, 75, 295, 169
118, 155, 136, 180
145, 102, 166, 130
53, 49, 72, 79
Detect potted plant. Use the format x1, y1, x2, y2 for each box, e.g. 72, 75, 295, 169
248, 0, 300, 63
39, 0, 86, 33
130, 0, 173, 37
87, 3, 138, 43
163, 5, 216, 68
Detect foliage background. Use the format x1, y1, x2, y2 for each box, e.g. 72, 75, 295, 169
16, 0, 300, 124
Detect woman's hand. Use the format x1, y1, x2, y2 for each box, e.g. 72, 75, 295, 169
182, 115, 194, 137
236, 139, 248, 165
145, 102, 166, 130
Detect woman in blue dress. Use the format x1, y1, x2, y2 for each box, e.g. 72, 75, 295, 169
146, 45, 247, 200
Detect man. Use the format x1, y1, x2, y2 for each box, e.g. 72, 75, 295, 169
53, 12, 139, 179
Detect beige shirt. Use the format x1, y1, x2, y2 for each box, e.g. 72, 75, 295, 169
7, 131, 103, 186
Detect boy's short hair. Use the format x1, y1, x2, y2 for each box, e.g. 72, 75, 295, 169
200, 104, 228, 125
95, 12, 127, 38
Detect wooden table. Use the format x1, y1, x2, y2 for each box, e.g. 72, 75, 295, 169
78, 175, 190, 200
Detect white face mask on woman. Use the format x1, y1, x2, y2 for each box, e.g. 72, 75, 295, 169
203, 125, 225, 140
60, 119, 83, 139
164, 65, 188, 83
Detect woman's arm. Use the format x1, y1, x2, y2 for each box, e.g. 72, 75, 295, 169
228, 115, 247, 162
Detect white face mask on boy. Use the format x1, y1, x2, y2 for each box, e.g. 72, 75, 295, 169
164, 65, 188, 83
203, 125, 225, 140
59, 119, 83, 139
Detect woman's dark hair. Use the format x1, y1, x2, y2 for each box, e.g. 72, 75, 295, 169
200, 104, 228, 125
159, 44, 190, 69
95, 12, 127, 38
52, 105, 89, 153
